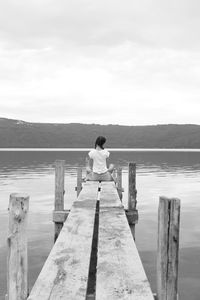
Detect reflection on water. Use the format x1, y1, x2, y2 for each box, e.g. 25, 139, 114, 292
0, 150, 200, 299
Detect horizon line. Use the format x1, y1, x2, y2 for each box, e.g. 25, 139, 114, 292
0, 117, 200, 127
1, 148, 200, 152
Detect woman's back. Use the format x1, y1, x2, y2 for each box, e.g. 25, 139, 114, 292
88, 148, 110, 174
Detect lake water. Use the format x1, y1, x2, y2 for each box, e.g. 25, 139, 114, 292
0, 149, 200, 299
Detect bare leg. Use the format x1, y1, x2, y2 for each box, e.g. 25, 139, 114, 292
85, 171, 93, 181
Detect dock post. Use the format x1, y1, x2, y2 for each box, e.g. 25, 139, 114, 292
157, 197, 180, 300
54, 160, 65, 242
75, 167, 82, 197
125, 162, 138, 239
7, 193, 29, 300
128, 162, 137, 210
116, 167, 123, 201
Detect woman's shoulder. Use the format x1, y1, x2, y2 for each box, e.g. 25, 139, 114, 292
102, 149, 110, 157
89, 148, 96, 153
88, 148, 96, 157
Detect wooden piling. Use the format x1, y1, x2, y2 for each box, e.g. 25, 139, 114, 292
128, 162, 137, 210
116, 167, 123, 201
76, 167, 82, 197
7, 193, 29, 300
54, 160, 65, 242
157, 196, 180, 300
126, 162, 138, 239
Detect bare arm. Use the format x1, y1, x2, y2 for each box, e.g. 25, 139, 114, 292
85, 155, 93, 172
106, 156, 110, 169
106, 156, 114, 173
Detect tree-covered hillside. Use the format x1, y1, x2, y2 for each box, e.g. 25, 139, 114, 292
0, 118, 200, 148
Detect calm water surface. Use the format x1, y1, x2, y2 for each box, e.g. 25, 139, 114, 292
0, 150, 200, 299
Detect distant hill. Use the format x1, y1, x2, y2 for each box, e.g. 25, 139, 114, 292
0, 118, 200, 148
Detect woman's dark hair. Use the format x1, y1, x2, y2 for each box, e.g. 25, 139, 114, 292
95, 136, 106, 149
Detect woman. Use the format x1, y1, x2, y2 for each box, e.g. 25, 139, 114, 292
86, 136, 114, 181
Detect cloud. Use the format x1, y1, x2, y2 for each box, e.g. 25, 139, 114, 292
0, 0, 200, 125
1, 41, 200, 124
1, 0, 200, 49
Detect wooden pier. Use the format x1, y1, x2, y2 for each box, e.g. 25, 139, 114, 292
5, 161, 181, 300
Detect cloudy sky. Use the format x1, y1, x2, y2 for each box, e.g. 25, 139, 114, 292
0, 0, 200, 125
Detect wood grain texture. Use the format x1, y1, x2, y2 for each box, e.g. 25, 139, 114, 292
99, 182, 123, 208
54, 160, 65, 211
28, 182, 99, 300
157, 197, 169, 299
167, 198, 180, 300
128, 162, 137, 211
96, 183, 154, 300
54, 160, 65, 241
7, 193, 29, 300
117, 167, 123, 201
157, 197, 180, 300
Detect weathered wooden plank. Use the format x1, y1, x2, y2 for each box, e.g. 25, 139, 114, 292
28, 182, 99, 300
96, 209, 154, 300
99, 181, 123, 208
76, 181, 99, 201
96, 184, 154, 300
157, 197, 180, 300
7, 193, 29, 300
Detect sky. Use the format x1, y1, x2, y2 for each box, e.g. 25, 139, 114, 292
0, 0, 200, 125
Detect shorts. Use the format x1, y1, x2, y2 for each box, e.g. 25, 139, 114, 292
86, 171, 114, 181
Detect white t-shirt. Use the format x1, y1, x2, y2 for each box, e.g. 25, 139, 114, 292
88, 149, 110, 174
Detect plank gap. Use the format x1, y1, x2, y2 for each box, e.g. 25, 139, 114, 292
86, 200, 100, 300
